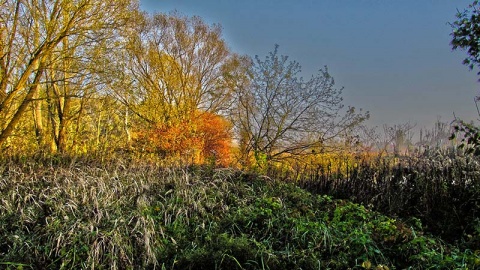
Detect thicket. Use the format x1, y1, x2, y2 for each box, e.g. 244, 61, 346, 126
0, 158, 479, 269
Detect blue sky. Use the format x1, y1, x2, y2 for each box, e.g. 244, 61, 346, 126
140, 0, 479, 134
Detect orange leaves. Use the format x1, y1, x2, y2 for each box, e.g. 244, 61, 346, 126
133, 111, 232, 166
197, 111, 233, 166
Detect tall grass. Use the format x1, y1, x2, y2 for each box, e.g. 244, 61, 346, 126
0, 159, 164, 269
0, 157, 478, 269
274, 149, 480, 245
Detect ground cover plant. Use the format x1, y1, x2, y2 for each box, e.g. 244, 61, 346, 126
279, 149, 480, 248
0, 158, 479, 269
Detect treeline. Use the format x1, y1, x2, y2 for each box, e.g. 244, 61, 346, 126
0, 0, 368, 167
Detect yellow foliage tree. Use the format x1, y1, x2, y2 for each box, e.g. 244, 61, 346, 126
0, 0, 139, 154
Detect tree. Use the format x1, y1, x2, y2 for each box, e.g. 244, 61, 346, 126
451, 1, 480, 74
0, 0, 139, 153
450, 1, 480, 155
113, 12, 239, 127
418, 119, 452, 150
234, 46, 368, 167
382, 122, 415, 156
105, 12, 243, 161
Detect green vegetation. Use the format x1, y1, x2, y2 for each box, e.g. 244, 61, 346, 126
451, 0, 480, 73
1, 158, 479, 269
1, 4, 480, 269
282, 150, 480, 245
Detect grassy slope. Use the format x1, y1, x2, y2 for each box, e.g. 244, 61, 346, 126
0, 160, 478, 269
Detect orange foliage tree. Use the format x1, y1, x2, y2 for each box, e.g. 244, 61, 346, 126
133, 111, 232, 166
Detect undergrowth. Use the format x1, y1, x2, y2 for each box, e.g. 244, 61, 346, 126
278, 150, 480, 246
0, 159, 479, 269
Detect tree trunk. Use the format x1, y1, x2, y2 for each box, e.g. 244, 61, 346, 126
124, 107, 131, 146
0, 59, 44, 146
33, 91, 45, 148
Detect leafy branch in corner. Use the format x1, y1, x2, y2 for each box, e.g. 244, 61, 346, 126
450, 119, 480, 155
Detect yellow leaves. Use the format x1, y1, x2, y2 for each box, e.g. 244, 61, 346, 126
362, 260, 372, 269
127, 12, 235, 121
362, 261, 390, 270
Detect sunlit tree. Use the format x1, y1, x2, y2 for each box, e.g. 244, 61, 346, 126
0, 0, 139, 153
113, 12, 240, 127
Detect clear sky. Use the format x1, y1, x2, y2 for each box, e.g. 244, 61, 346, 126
139, 0, 480, 135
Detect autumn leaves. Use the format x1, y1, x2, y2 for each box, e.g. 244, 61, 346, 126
0, 1, 365, 167
133, 111, 233, 166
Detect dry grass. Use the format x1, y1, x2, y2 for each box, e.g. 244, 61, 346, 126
2, 160, 168, 268
0, 158, 478, 269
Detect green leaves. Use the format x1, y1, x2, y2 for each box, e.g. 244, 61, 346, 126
451, 120, 480, 156
451, 1, 480, 74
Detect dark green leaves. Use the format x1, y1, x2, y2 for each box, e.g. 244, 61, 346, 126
451, 1, 480, 75
451, 120, 480, 155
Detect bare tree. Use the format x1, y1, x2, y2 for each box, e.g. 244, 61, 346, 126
235, 45, 368, 166
381, 122, 416, 156
418, 118, 452, 150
